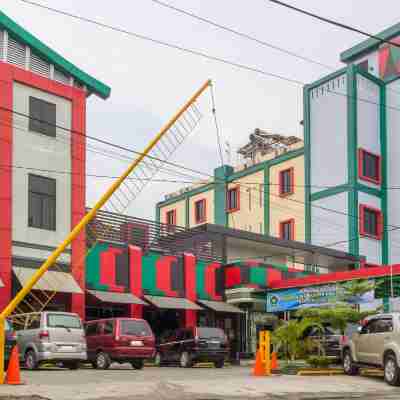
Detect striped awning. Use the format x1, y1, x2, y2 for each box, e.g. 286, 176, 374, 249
144, 295, 203, 310
197, 299, 244, 313
13, 267, 82, 294
88, 290, 147, 305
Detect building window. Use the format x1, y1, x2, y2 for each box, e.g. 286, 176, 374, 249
359, 204, 382, 240
279, 219, 295, 241
279, 168, 294, 196
29, 96, 57, 137
358, 149, 381, 185
28, 174, 56, 231
227, 187, 240, 212
194, 199, 206, 224
166, 209, 176, 226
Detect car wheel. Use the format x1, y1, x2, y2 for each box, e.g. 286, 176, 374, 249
25, 350, 39, 370
131, 359, 144, 370
154, 352, 162, 367
384, 353, 400, 386
343, 350, 358, 376
95, 352, 111, 370
214, 359, 224, 368
180, 351, 192, 368
63, 361, 79, 370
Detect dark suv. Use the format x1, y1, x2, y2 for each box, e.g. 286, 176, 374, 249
85, 318, 155, 370
155, 327, 229, 368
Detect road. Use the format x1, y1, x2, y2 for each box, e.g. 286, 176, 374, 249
0, 365, 398, 400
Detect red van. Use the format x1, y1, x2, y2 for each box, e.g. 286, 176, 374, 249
85, 318, 155, 370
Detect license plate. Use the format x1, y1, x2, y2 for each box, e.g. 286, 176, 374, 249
130, 340, 143, 346
58, 346, 75, 352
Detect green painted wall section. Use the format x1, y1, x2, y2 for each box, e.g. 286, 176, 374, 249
85, 242, 110, 291
347, 66, 359, 257
304, 84, 311, 243
214, 165, 232, 226
249, 267, 267, 286
264, 167, 270, 235
141, 251, 166, 296
195, 260, 211, 300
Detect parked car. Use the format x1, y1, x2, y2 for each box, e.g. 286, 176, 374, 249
4, 319, 17, 370
16, 311, 86, 370
303, 325, 342, 359
342, 313, 400, 386
85, 318, 155, 370
155, 326, 229, 368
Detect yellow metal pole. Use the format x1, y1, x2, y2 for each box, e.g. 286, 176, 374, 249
0, 79, 211, 382
265, 331, 271, 376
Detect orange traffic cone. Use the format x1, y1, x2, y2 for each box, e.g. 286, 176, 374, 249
252, 350, 265, 376
5, 345, 22, 385
271, 352, 279, 370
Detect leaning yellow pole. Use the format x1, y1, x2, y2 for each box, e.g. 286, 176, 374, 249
0, 79, 211, 383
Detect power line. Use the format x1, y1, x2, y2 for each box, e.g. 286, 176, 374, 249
17, 0, 304, 86
149, 0, 334, 70
266, 0, 400, 49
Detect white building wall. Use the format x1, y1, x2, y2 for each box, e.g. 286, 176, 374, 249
356, 75, 381, 189
311, 192, 348, 253
310, 74, 348, 194
387, 80, 400, 264
358, 192, 382, 265
12, 82, 72, 262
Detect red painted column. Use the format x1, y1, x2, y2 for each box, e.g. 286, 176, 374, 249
205, 262, 222, 301
71, 93, 87, 319
0, 64, 13, 312
156, 256, 179, 297
128, 246, 143, 319
183, 253, 197, 328
99, 248, 125, 292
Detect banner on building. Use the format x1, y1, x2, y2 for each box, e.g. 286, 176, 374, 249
266, 281, 375, 313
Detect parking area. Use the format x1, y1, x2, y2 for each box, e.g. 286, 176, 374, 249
0, 365, 398, 400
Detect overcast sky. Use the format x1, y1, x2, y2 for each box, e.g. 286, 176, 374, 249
3, 0, 399, 220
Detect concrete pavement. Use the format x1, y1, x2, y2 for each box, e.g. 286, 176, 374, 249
0, 365, 397, 400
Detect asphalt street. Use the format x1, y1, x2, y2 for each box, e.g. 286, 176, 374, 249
0, 365, 398, 400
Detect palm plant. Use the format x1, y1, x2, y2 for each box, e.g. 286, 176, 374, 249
271, 318, 322, 362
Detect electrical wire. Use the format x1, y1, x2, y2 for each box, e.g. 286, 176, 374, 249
149, 0, 334, 70
266, 0, 400, 49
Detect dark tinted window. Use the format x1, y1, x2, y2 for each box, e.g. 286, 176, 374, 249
375, 318, 393, 333
27, 317, 40, 330
280, 220, 293, 240
197, 327, 225, 339
363, 207, 380, 237
227, 188, 238, 211
280, 169, 293, 195
28, 174, 56, 231
103, 320, 114, 335
85, 323, 99, 336
195, 199, 206, 223
120, 320, 151, 336
29, 96, 56, 137
361, 150, 380, 182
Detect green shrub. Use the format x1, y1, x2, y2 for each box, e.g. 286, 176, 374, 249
307, 356, 331, 369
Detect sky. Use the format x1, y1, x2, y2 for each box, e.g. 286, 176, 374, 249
2, 0, 399, 219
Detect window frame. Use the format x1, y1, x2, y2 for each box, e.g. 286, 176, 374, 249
194, 198, 207, 224
28, 174, 56, 231
279, 167, 294, 197
359, 204, 383, 240
358, 148, 381, 185
29, 96, 57, 137
279, 218, 295, 241
226, 186, 240, 213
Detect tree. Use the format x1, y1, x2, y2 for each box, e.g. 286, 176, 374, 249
339, 279, 375, 303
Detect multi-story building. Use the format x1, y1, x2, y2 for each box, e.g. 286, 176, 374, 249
156, 129, 305, 247
304, 22, 400, 265
0, 10, 110, 317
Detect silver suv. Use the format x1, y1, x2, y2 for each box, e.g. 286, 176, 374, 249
342, 313, 400, 386
16, 311, 87, 370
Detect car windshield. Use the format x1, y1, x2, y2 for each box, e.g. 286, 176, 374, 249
47, 314, 82, 329
197, 327, 225, 339
120, 320, 151, 336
